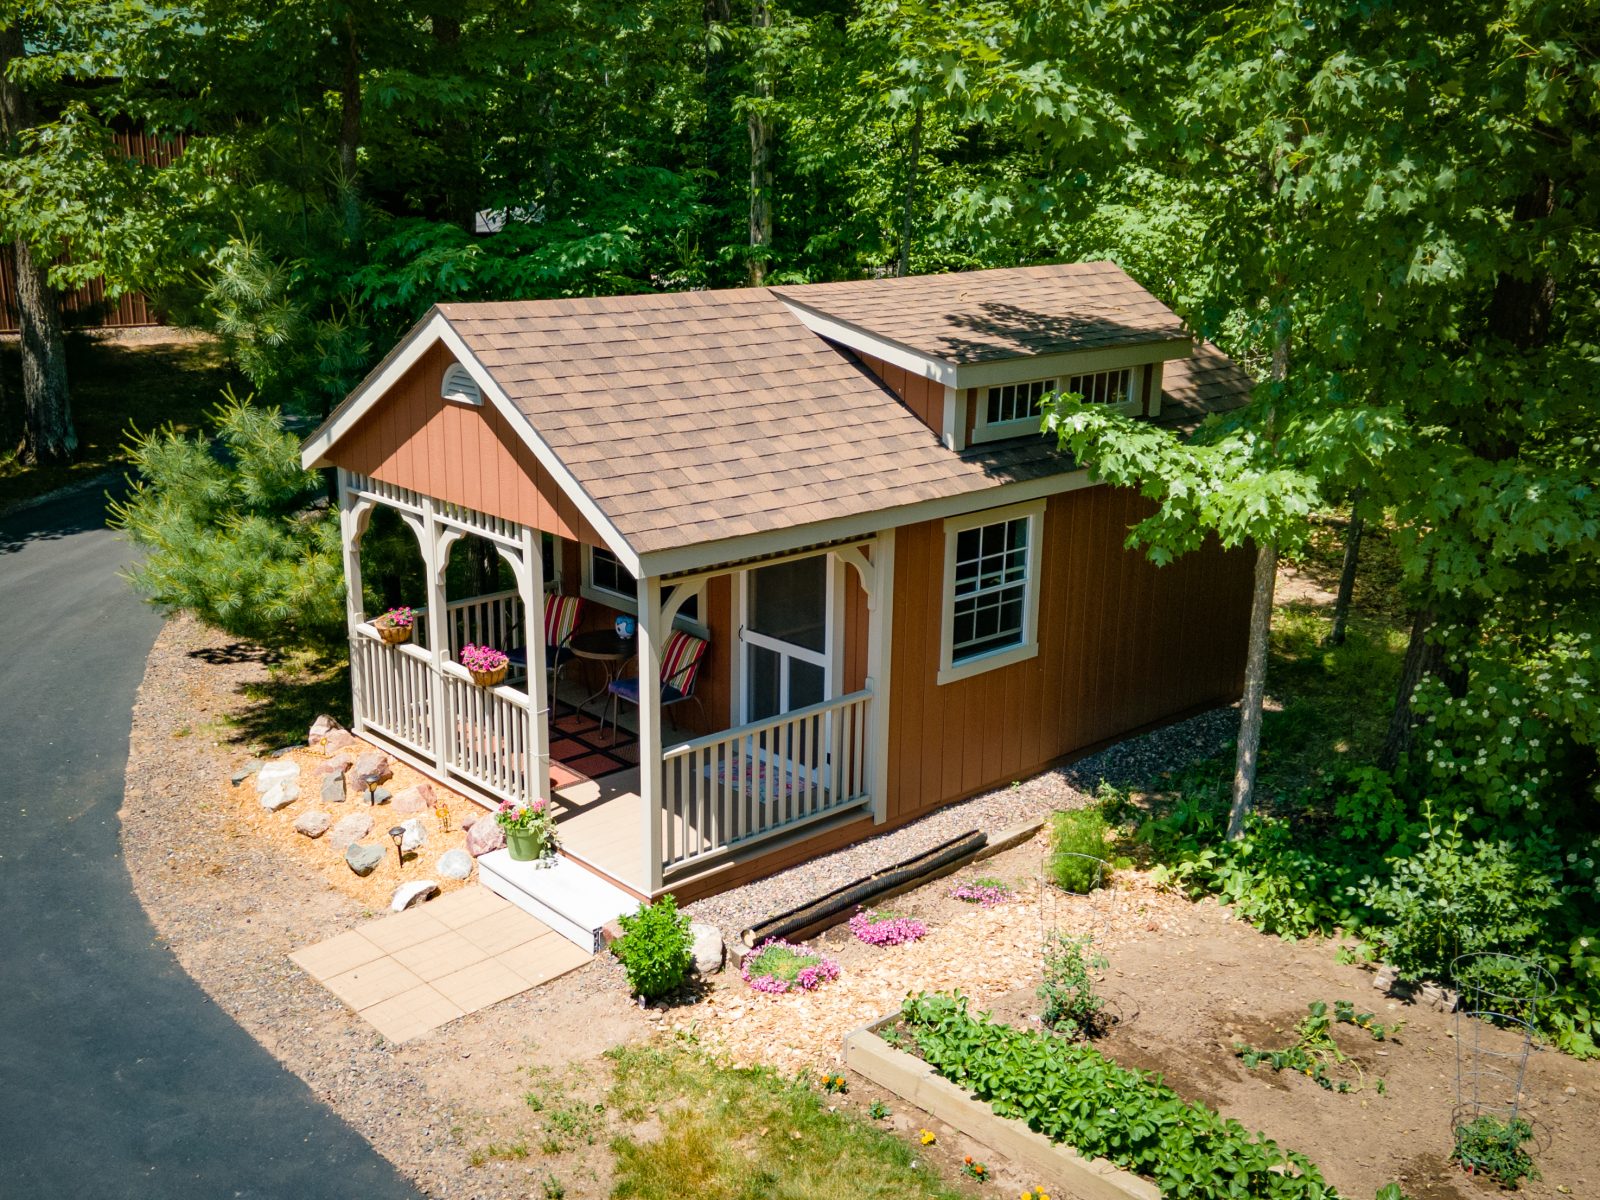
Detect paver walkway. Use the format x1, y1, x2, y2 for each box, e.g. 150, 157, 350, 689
292, 886, 590, 1041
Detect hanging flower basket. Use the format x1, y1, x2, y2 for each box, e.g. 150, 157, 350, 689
374, 607, 415, 645
461, 643, 509, 687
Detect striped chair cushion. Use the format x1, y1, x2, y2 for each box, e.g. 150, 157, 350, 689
659, 629, 708, 696
543, 593, 582, 648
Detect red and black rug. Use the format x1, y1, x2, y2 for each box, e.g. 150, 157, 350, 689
549, 709, 640, 782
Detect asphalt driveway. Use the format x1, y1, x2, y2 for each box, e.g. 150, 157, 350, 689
0, 487, 418, 1198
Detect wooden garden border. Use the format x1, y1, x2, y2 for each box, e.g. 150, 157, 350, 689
842, 1014, 1160, 1200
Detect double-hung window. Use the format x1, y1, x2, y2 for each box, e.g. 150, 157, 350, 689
937, 500, 1045, 684
582, 545, 703, 631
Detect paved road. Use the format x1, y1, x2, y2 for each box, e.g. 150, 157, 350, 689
0, 489, 419, 1199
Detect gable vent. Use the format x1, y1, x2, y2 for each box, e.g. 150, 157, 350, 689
441, 363, 482, 406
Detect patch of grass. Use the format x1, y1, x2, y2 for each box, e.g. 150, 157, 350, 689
607, 1044, 970, 1200
469, 1141, 529, 1166
0, 333, 242, 510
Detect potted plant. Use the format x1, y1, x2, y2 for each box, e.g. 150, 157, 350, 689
373, 606, 415, 645
460, 642, 509, 687
496, 798, 557, 862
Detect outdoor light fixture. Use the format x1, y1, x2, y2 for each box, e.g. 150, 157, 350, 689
367, 783, 378, 806
388, 825, 405, 867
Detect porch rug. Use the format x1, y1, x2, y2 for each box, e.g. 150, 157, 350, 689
550, 710, 639, 781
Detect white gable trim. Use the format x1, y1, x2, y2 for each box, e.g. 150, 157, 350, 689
299, 311, 644, 576
777, 296, 958, 387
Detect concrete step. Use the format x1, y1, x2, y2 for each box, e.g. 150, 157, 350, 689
476, 850, 640, 953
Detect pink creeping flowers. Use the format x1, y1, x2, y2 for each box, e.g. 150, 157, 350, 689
951, 880, 1014, 907
460, 643, 509, 673
848, 907, 928, 947
741, 938, 840, 994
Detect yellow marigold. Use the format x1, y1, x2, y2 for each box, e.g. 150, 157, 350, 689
919, 1129, 936, 1145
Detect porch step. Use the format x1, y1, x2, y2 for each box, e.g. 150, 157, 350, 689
477, 850, 641, 954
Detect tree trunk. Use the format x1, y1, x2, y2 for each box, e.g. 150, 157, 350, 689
336, 13, 363, 241
1378, 607, 1445, 771
1227, 541, 1278, 839
0, 21, 75, 465
896, 101, 923, 278
746, 0, 773, 285
1325, 491, 1363, 647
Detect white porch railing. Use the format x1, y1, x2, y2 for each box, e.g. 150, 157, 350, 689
352, 633, 434, 760
445, 590, 521, 659
442, 665, 535, 804
660, 690, 872, 873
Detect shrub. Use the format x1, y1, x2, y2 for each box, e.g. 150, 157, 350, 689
1046, 808, 1110, 893
613, 894, 693, 1000
1037, 932, 1108, 1037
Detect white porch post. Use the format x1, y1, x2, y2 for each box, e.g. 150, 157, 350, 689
865, 529, 896, 824
337, 470, 370, 734
637, 573, 665, 895
421, 496, 451, 772
521, 527, 552, 804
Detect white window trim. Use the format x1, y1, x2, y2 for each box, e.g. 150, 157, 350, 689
970, 372, 1142, 445
582, 543, 709, 638
541, 533, 562, 593
936, 499, 1046, 686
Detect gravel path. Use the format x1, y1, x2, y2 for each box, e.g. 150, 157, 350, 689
686, 704, 1238, 938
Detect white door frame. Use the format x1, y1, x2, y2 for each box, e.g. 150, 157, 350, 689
735, 553, 837, 725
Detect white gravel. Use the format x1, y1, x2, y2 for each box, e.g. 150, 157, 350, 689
686, 703, 1239, 938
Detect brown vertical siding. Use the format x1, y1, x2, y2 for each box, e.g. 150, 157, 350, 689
854, 351, 944, 439
329, 343, 607, 546
884, 485, 1254, 822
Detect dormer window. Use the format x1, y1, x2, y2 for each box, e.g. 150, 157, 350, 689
971, 368, 1142, 445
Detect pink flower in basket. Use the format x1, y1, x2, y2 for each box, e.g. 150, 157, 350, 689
381, 606, 415, 629
460, 643, 509, 673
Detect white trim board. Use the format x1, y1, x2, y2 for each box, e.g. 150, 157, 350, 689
299, 310, 644, 576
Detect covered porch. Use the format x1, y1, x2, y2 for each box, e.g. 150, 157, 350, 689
337, 469, 892, 899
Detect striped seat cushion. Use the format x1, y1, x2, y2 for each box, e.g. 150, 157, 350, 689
543, 593, 582, 648
659, 630, 708, 695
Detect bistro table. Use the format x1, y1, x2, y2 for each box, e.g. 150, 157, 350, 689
568, 627, 637, 726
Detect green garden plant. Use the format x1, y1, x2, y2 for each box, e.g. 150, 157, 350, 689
1037, 932, 1109, 1038
1046, 809, 1110, 893
1234, 1000, 1398, 1094
612, 894, 694, 1001
1452, 1115, 1539, 1187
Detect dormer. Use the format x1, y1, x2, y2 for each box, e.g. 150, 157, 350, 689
772, 262, 1195, 452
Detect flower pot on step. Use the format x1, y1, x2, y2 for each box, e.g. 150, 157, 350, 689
505, 828, 545, 861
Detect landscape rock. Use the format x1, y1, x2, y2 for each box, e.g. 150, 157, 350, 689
436, 849, 473, 880
392, 783, 434, 816
689, 922, 725, 975
1373, 963, 1400, 992
346, 843, 384, 877
259, 781, 298, 812
320, 772, 346, 805
370, 787, 393, 806
254, 759, 300, 794
399, 817, 426, 854
230, 759, 263, 787
322, 730, 358, 756
350, 750, 392, 791
459, 813, 478, 831
308, 714, 343, 742
390, 880, 439, 912
266, 743, 304, 758
465, 817, 504, 857
294, 810, 332, 838
328, 811, 374, 851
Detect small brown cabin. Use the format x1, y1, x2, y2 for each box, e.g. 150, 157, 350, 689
301, 262, 1255, 909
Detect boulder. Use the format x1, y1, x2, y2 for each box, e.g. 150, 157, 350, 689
320, 772, 346, 806
370, 787, 393, 806
294, 810, 332, 838
689, 922, 725, 975
436, 849, 473, 880
254, 759, 300, 794
259, 782, 298, 812
350, 749, 392, 790
308, 714, 343, 742
327, 811, 374, 851
346, 843, 384, 877
391, 783, 435, 816
322, 730, 358, 756
399, 817, 426, 854
458, 813, 478, 831
465, 817, 504, 857
390, 880, 439, 912
230, 760, 263, 787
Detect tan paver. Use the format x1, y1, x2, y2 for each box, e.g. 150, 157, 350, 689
430, 957, 529, 1011
288, 928, 384, 978
361, 984, 464, 1043
288, 885, 593, 1043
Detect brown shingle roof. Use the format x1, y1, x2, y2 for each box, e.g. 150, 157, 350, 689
773, 262, 1187, 364
433, 278, 1250, 559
